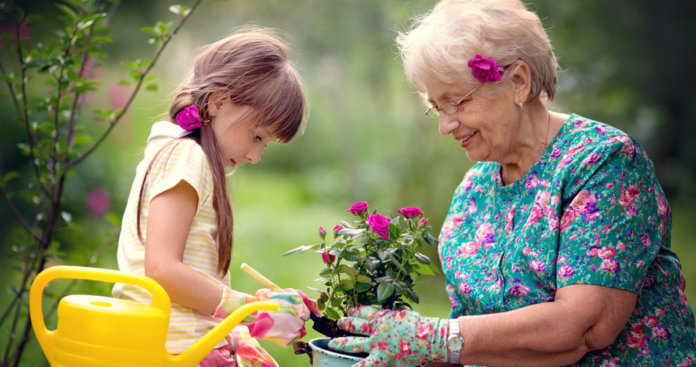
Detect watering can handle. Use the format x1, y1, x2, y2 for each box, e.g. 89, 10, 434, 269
29, 265, 171, 364
170, 301, 279, 367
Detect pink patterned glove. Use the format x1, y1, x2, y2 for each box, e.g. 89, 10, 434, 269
245, 288, 313, 346
328, 306, 449, 367
213, 286, 258, 322
229, 325, 278, 367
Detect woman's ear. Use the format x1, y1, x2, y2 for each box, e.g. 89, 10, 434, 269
510, 60, 532, 104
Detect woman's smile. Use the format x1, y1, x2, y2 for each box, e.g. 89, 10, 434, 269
456, 130, 478, 148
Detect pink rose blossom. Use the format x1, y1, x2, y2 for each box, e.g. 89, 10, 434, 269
333, 225, 343, 233
419, 217, 428, 226
348, 201, 368, 215
321, 251, 335, 264
366, 213, 390, 240
467, 54, 504, 83
176, 105, 202, 130
398, 206, 423, 218
318, 226, 326, 237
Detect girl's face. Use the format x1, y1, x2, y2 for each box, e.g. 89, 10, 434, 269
424, 78, 518, 164
210, 100, 274, 168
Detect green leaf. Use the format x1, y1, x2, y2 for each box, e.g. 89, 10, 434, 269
339, 248, 358, 261
376, 282, 395, 304
55, 4, 78, 22
140, 26, 159, 36
145, 83, 158, 92
338, 227, 364, 236
425, 233, 438, 247
282, 244, 318, 256
324, 307, 340, 320
355, 282, 371, 292
414, 252, 431, 265
1, 171, 19, 185
356, 275, 372, 283
340, 278, 355, 290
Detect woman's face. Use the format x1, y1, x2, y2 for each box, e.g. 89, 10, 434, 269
210, 100, 274, 168
424, 78, 518, 163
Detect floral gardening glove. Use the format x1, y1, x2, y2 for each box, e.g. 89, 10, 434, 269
244, 288, 315, 346
228, 325, 278, 367
213, 286, 259, 322
328, 306, 449, 367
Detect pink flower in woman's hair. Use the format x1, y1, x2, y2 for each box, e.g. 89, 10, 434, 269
348, 201, 368, 215
176, 105, 202, 130
467, 54, 505, 83
398, 206, 423, 218
366, 213, 390, 240
321, 251, 336, 264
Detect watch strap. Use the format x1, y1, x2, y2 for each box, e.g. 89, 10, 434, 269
448, 318, 462, 364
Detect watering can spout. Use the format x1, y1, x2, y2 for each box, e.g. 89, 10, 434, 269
168, 302, 278, 367
30, 266, 279, 367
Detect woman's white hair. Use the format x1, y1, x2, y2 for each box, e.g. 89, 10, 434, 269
396, 0, 558, 102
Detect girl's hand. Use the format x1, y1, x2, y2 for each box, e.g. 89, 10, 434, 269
228, 325, 278, 367
214, 286, 258, 320
246, 288, 313, 346
328, 306, 449, 367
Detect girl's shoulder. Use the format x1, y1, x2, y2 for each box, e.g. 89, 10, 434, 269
148, 137, 210, 175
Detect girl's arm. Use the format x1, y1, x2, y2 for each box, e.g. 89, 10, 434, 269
144, 180, 224, 315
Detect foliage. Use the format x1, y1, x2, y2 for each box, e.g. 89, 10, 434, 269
0, 1, 202, 365
285, 202, 439, 321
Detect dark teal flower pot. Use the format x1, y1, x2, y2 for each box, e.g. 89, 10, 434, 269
308, 338, 365, 367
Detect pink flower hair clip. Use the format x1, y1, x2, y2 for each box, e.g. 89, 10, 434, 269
176, 105, 206, 130
468, 54, 506, 83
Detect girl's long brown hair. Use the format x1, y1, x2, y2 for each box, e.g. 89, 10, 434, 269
141, 27, 307, 275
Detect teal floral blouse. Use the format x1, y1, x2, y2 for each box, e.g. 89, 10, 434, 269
439, 114, 696, 365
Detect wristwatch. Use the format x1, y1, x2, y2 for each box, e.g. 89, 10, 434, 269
446, 318, 463, 364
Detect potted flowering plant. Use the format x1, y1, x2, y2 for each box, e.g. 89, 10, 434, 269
284, 201, 439, 365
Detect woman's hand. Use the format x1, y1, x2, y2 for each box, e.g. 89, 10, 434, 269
328, 306, 449, 367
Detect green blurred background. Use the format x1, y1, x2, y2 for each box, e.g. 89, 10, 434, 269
1, 0, 695, 365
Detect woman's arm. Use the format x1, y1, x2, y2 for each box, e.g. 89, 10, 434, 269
144, 180, 224, 315
456, 283, 636, 367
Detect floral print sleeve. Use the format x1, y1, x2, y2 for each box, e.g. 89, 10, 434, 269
438, 114, 696, 366
555, 134, 660, 292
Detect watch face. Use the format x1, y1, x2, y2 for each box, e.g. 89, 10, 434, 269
447, 335, 463, 349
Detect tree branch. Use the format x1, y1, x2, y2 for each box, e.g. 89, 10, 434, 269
68, 0, 204, 168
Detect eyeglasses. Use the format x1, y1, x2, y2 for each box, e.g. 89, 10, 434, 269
424, 83, 484, 119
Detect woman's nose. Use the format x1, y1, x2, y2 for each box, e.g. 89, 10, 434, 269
438, 114, 458, 136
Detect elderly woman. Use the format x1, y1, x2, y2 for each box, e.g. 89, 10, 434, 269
329, 0, 696, 366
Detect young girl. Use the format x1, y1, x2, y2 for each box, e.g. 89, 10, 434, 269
112, 27, 314, 366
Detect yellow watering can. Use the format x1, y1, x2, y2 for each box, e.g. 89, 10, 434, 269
30, 265, 278, 367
